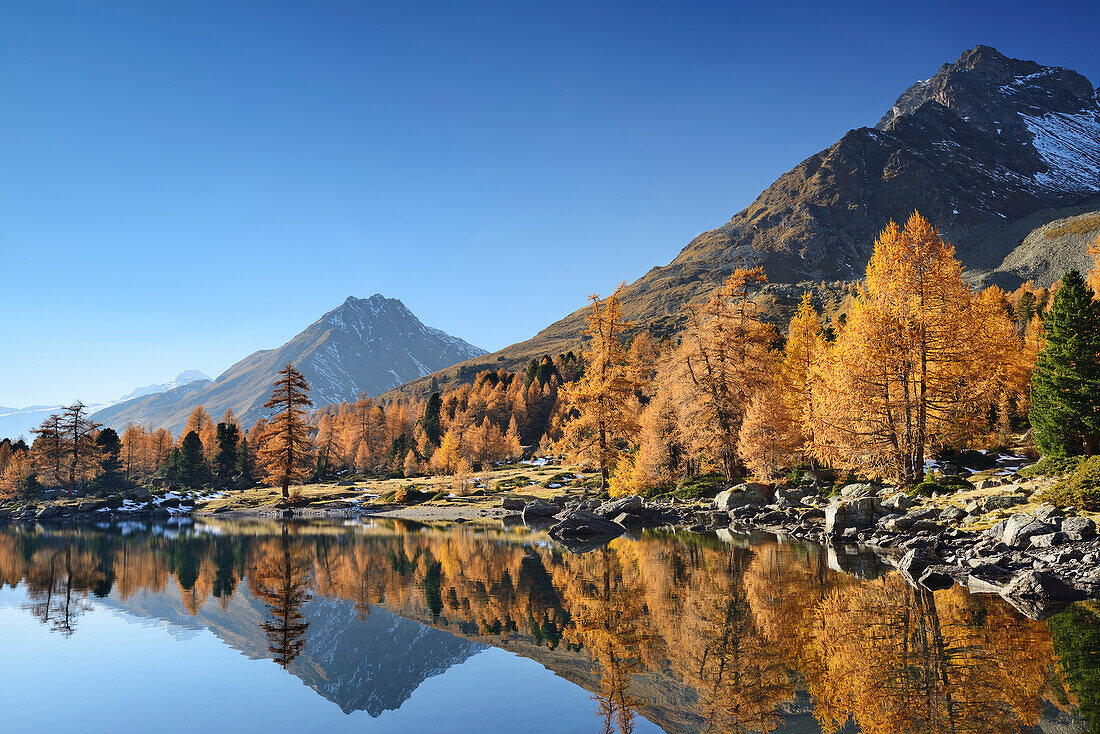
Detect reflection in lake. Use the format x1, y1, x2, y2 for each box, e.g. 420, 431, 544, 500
0, 519, 1094, 733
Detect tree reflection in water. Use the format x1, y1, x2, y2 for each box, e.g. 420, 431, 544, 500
0, 522, 1090, 733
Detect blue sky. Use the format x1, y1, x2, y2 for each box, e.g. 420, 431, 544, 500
2, 0, 1098, 407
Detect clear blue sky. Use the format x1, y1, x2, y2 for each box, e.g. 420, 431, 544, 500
2, 0, 1098, 407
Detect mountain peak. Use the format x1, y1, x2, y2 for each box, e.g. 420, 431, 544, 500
877, 45, 1096, 133
96, 296, 486, 432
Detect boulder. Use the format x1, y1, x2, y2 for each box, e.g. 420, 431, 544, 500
981, 494, 1026, 512
938, 506, 967, 523
35, 505, 62, 520
335, 480, 356, 487
839, 483, 879, 499
499, 496, 526, 511
714, 487, 768, 511
549, 510, 625, 539
1033, 504, 1060, 521
1029, 532, 1066, 549
522, 500, 560, 522
825, 497, 878, 536
1061, 516, 1097, 541
596, 495, 644, 518
881, 492, 918, 512
897, 549, 941, 587
77, 501, 103, 513
613, 512, 646, 528
160, 497, 181, 508
1000, 571, 1086, 619
1002, 513, 1058, 548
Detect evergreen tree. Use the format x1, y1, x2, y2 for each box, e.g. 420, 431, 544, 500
94, 427, 124, 491
1029, 270, 1100, 455
213, 422, 240, 480
171, 431, 208, 488
422, 392, 443, 446
235, 436, 253, 481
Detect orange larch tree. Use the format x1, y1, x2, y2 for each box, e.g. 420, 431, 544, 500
257, 364, 315, 499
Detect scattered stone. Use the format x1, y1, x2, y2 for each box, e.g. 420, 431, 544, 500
596, 495, 644, 518
939, 506, 967, 522
35, 505, 62, 520
613, 512, 645, 527
1029, 532, 1066, 549
499, 497, 526, 511
549, 510, 625, 539
1061, 517, 1097, 541
1002, 513, 1058, 548
981, 494, 1026, 511
1000, 571, 1086, 619
897, 549, 941, 588
919, 565, 958, 591
522, 500, 560, 523
714, 486, 769, 510
825, 497, 879, 536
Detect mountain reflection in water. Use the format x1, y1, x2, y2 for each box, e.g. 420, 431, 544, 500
0, 519, 1094, 734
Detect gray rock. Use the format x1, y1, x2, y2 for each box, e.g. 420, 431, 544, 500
897, 549, 941, 587
1000, 570, 1086, 618
1002, 513, 1057, 548
825, 497, 879, 535
714, 487, 768, 510
981, 494, 1026, 511
522, 500, 560, 522
35, 505, 62, 520
596, 495, 644, 518
839, 483, 879, 499
919, 565, 958, 591
1061, 516, 1097, 541
1033, 504, 1060, 521
1029, 532, 1066, 549
549, 510, 625, 539
613, 512, 645, 527
499, 496, 526, 511
881, 492, 918, 512
939, 506, 967, 522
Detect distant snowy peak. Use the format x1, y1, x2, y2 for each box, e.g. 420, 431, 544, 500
300, 294, 485, 405
118, 370, 212, 402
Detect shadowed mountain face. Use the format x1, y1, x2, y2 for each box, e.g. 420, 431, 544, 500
394, 45, 1100, 395
95, 294, 485, 432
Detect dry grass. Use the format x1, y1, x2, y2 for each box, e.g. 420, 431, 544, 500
195, 462, 593, 513
1044, 213, 1100, 239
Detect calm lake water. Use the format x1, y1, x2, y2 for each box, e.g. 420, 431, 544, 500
0, 518, 1094, 734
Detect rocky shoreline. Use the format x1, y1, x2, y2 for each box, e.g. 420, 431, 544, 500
5, 477, 1097, 620
493, 481, 1099, 620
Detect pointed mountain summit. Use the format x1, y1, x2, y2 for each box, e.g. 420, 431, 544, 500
96, 295, 485, 432
395, 45, 1100, 395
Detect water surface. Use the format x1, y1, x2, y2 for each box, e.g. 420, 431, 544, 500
0, 518, 1094, 733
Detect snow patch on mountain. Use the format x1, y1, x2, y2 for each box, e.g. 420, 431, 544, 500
1022, 108, 1100, 192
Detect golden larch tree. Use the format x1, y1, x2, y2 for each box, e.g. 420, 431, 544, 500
561, 285, 642, 489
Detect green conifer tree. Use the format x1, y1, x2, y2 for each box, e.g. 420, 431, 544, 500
1029, 270, 1100, 456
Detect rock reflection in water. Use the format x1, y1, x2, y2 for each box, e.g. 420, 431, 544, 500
0, 520, 1093, 733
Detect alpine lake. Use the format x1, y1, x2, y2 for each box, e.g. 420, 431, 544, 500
0, 516, 1095, 734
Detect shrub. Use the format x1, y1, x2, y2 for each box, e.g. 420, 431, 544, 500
906, 476, 971, 497
1044, 456, 1100, 511
671, 473, 725, 501
288, 487, 305, 505
393, 487, 430, 505
1019, 456, 1083, 477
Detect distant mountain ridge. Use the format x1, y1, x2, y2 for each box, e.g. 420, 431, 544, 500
117, 370, 211, 402
390, 44, 1100, 397
94, 294, 486, 433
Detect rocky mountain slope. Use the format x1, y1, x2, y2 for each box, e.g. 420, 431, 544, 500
393, 45, 1100, 397
95, 294, 485, 432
